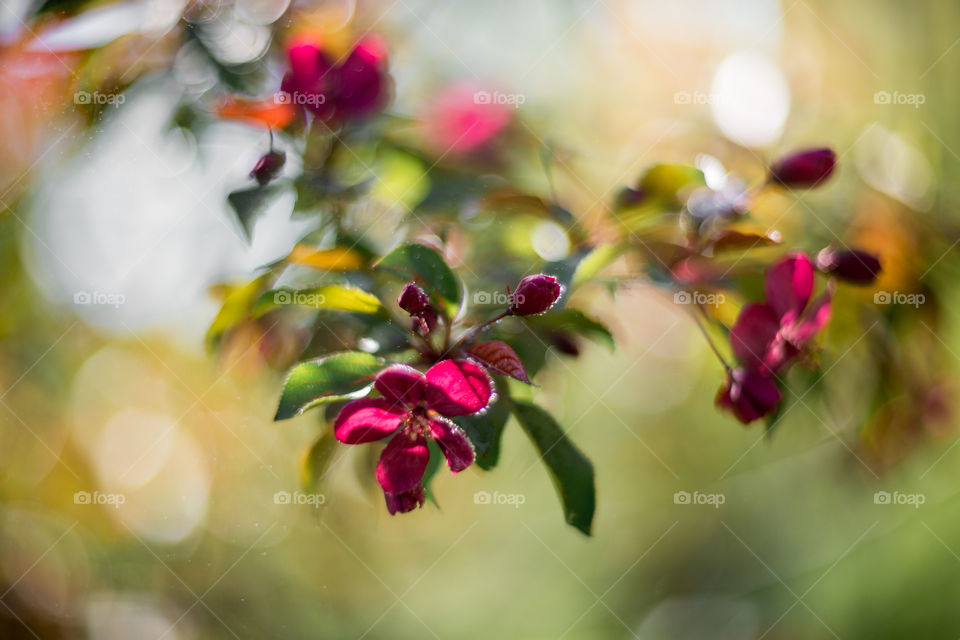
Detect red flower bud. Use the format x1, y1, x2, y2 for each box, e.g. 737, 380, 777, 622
716, 367, 782, 425
250, 150, 286, 186
398, 282, 437, 334
769, 148, 836, 188
509, 274, 562, 316
815, 247, 882, 285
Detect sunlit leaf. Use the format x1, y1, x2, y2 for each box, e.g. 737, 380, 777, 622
286, 244, 366, 271
639, 163, 705, 201
511, 400, 595, 535
253, 285, 383, 317
214, 96, 294, 129
571, 243, 628, 289
205, 274, 271, 350
275, 352, 384, 420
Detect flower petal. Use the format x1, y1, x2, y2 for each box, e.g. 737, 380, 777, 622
716, 367, 782, 425
764, 253, 814, 322
333, 398, 406, 444
428, 417, 475, 473
730, 303, 780, 364
424, 359, 493, 416
384, 486, 425, 515
788, 290, 832, 344
376, 432, 430, 495
374, 364, 427, 407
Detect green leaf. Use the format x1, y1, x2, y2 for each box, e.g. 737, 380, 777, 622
456, 398, 510, 470
205, 274, 271, 351
253, 285, 383, 317
300, 431, 339, 492
421, 440, 444, 508
227, 185, 281, 241
571, 243, 628, 290
375, 244, 461, 308
511, 401, 595, 535
275, 352, 384, 420
529, 309, 615, 351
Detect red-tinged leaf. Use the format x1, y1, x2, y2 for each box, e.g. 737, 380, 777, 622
467, 340, 531, 384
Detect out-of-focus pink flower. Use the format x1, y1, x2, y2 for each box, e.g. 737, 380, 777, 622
333, 360, 492, 513
729, 252, 832, 373
716, 366, 782, 425
423, 83, 511, 154
816, 246, 882, 285
279, 35, 390, 124
769, 148, 836, 188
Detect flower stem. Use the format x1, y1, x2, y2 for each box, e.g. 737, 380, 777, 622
692, 307, 731, 371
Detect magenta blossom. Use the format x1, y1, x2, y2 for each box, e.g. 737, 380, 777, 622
716, 366, 782, 425
333, 360, 492, 513
280, 36, 390, 124
729, 252, 832, 375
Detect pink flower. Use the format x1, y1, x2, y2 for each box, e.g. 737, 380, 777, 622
280, 36, 390, 124
333, 360, 493, 513
729, 252, 832, 374
423, 83, 511, 154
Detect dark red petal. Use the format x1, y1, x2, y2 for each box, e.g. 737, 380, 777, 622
384, 485, 425, 515
769, 148, 836, 188
764, 252, 814, 322
424, 359, 493, 416
376, 432, 430, 495
428, 417, 475, 473
333, 398, 406, 444
716, 367, 782, 425
729, 303, 781, 364
374, 364, 427, 407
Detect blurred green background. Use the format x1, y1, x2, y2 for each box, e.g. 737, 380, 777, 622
3, 0, 960, 638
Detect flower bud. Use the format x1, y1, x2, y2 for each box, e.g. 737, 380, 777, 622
509, 274, 562, 316
815, 247, 882, 285
769, 148, 836, 188
250, 150, 286, 186
397, 282, 437, 334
